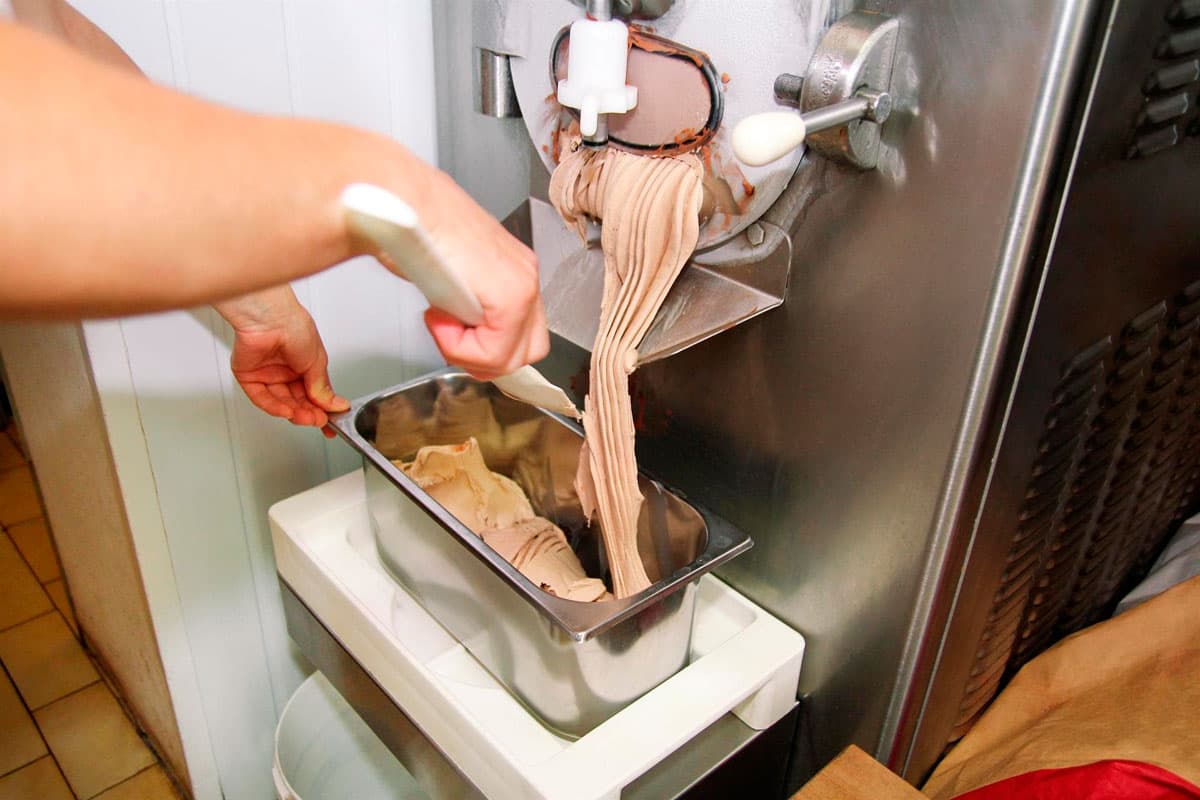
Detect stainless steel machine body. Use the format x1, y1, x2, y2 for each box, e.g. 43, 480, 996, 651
331, 373, 752, 736
427, 0, 1200, 791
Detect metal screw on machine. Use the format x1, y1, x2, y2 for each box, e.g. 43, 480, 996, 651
773, 73, 805, 108
734, 12, 900, 169
587, 0, 612, 20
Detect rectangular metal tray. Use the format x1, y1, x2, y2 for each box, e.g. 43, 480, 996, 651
330, 370, 752, 735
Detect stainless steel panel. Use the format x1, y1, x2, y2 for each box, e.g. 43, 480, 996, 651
476, 48, 521, 118
330, 372, 752, 736
436, 0, 1104, 788
524, 0, 1098, 783
897, 0, 1200, 778
522, 196, 793, 365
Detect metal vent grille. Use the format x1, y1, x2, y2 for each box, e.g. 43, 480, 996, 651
950, 280, 1200, 739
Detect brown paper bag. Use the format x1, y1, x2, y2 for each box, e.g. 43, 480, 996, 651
924, 574, 1200, 799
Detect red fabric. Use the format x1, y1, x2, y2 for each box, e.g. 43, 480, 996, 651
954, 760, 1200, 800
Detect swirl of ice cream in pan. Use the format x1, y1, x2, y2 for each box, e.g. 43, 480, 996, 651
398, 438, 611, 603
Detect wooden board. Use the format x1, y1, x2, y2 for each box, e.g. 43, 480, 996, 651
791, 746, 926, 800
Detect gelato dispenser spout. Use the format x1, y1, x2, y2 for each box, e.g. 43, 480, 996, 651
555, 4, 638, 146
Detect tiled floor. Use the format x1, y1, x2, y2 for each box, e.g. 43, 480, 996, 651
0, 424, 182, 799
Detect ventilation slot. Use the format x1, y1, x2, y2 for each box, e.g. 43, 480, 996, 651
948, 340, 1108, 739
950, 279, 1200, 741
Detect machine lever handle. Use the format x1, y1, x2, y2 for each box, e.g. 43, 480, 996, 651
732, 89, 891, 167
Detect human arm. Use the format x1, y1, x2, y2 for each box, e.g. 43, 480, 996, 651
213, 287, 348, 436
8, 0, 348, 431
0, 20, 548, 376
11, 0, 138, 70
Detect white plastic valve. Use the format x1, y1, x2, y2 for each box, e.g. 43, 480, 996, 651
731, 112, 808, 167
555, 18, 638, 137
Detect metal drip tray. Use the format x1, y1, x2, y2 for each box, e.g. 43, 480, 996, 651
504, 199, 791, 365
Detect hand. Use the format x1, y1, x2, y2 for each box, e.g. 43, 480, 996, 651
214, 286, 349, 437
408, 168, 550, 381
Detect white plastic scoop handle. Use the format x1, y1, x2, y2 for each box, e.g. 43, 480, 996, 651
341, 183, 581, 420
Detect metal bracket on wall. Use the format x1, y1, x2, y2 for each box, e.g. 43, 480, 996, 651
477, 48, 522, 118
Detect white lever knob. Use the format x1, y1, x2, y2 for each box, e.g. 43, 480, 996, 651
735, 91, 893, 168
732, 112, 807, 167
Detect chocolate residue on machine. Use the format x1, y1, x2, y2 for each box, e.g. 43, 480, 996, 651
398, 438, 611, 603
542, 21, 762, 238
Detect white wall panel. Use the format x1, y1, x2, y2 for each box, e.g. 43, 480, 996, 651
211, 316, 328, 712
163, 0, 321, 722
119, 309, 280, 800
385, 0, 439, 162
282, 0, 394, 136
69, 0, 177, 84
171, 0, 292, 115
282, 0, 442, 476
431, 1, 533, 218
54, 2, 443, 797
81, 319, 222, 800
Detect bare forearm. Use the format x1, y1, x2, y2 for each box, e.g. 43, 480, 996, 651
214, 284, 300, 332
0, 22, 431, 318
12, 0, 139, 71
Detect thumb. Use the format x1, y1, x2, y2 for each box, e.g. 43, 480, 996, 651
303, 365, 350, 413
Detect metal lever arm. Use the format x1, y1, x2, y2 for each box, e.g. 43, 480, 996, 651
734, 11, 899, 169
732, 89, 891, 167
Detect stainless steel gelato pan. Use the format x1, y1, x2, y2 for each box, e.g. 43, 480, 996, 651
330, 371, 752, 736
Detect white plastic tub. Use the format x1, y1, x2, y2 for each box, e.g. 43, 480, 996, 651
270, 471, 805, 800
273, 671, 428, 800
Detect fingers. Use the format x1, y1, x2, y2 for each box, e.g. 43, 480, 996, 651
225, 297, 345, 435
284, 382, 329, 428
237, 378, 332, 430
524, 300, 551, 363
299, 349, 350, 414
285, 319, 348, 412
414, 169, 551, 378
424, 292, 550, 379
269, 382, 324, 427
240, 382, 295, 420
